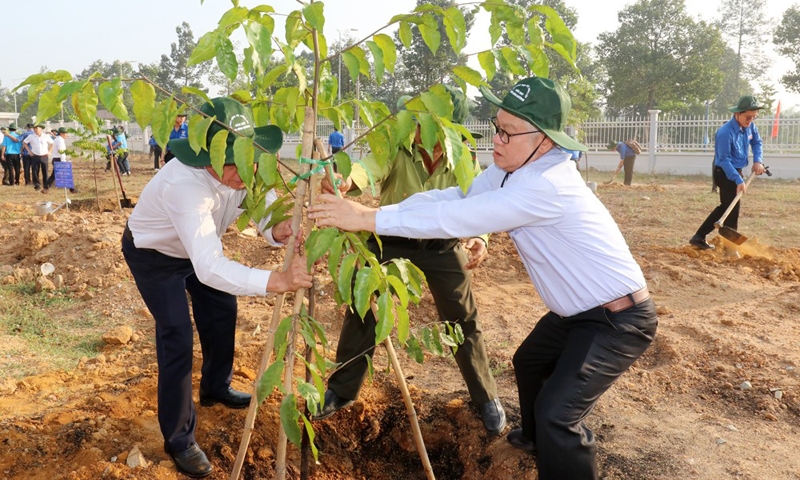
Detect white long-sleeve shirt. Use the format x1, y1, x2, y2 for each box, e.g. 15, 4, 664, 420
127, 159, 282, 296
52, 136, 67, 161
376, 149, 646, 317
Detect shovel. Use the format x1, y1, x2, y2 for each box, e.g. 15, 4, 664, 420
605, 166, 621, 184
106, 136, 134, 209
714, 171, 756, 245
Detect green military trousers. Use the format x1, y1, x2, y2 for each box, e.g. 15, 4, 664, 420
328, 236, 498, 405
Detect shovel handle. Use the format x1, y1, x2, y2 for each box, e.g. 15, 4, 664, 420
714, 171, 756, 228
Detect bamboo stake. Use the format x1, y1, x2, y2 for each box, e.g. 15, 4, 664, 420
229, 107, 315, 480
370, 303, 436, 480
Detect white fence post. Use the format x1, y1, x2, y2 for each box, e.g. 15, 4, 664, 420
648, 109, 661, 173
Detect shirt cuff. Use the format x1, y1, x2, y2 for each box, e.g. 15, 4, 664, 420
248, 268, 272, 296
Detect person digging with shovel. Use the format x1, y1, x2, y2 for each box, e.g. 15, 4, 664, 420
689, 95, 767, 250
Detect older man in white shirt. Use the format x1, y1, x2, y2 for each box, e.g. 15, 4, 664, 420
22, 123, 53, 191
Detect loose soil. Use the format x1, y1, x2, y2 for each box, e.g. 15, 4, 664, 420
1, 156, 799, 480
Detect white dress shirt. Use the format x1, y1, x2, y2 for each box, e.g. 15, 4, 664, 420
376, 149, 647, 317
127, 159, 283, 296
52, 136, 67, 161
23, 132, 54, 156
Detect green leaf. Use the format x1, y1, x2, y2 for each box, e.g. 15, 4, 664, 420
55, 81, 85, 103
399, 21, 413, 49
306, 228, 339, 270
256, 360, 284, 403
375, 291, 395, 344
245, 21, 273, 75
418, 13, 441, 55
216, 35, 239, 82
189, 30, 220, 66
152, 98, 177, 148
98, 79, 129, 121
405, 335, 424, 363
130, 81, 156, 127
366, 41, 385, 85
257, 152, 279, 187
443, 7, 467, 53
218, 6, 249, 28
477, 51, 496, 82
534, 5, 577, 63
453, 65, 483, 87
302, 2, 325, 31
420, 84, 453, 119
500, 46, 526, 75
333, 151, 352, 180
292, 61, 307, 95
373, 34, 397, 74
188, 114, 215, 154
354, 266, 381, 320
396, 302, 410, 345
341, 51, 360, 84
280, 394, 302, 447
273, 315, 293, 359
326, 233, 345, 283
300, 414, 320, 461
366, 129, 390, 166
72, 83, 99, 133
12, 73, 47, 92
393, 110, 416, 146
489, 12, 502, 46
546, 42, 575, 69
337, 253, 358, 306
385, 275, 409, 308
527, 15, 544, 46
233, 136, 256, 190
525, 45, 550, 78
454, 137, 475, 194
36, 85, 61, 121
417, 113, 438, 157
209, 129, 229, 178
261, 64, 287, 90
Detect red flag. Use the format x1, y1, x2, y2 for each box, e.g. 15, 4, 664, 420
771, 100, 781, 139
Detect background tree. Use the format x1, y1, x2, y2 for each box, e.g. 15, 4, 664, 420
596, 0, 727, 116
774, 4, 800, 93
715, 0, 771, 104
472, 0, 600, 127
155, 22, 209, 95
396, 0, 476, 94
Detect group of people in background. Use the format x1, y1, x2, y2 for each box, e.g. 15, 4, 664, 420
0, 122, 69, 192
149, 112, 188, 171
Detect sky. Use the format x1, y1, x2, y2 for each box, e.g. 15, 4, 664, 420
1, 0, 798, 110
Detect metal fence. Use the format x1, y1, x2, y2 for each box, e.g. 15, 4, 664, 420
49, 113, 800, 156
288, 114, 800, 155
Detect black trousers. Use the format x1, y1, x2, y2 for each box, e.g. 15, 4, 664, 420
121, 232, 237, 452
153, 146, 163, 169
512, 299, 657, 480
0, 157, 8, 185
31, 154, 48, 188
622, 155, 636, 186
329, 236, 498, 405
6, 154, 20, 184
695, 166, 740, 237
22, 154, 31, 184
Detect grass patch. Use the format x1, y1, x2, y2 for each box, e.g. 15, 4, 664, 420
0, 283, 105, 378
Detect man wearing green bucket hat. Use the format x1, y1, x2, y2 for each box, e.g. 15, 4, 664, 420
311, 85, 507, 437
689, 94, 767, 250
309, 77, 657, 480
122, 97, 313, 478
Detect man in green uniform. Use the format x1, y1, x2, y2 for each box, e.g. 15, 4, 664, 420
313, 86, 506, 435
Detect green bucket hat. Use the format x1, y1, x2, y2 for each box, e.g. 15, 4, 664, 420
607, 141, 618, 150
169, 97, 283, 167
729, 95, 764, 113
480, 77, 586, 151
7, 123, 17, 131
442, 84, 483, 139
57, 127, 68, 134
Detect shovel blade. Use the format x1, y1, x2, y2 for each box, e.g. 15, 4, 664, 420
718, 226, 747, 245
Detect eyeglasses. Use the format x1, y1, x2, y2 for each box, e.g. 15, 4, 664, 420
739, 114, 758, 121
490, 117, 541, 144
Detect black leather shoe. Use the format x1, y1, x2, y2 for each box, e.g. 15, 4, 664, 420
311, 389, 354, 421
689, 235, 715, 250
166, 443, 213, 478
199, 386, 251, 409
480, 399, 507, 435
507, 428, 536, 453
